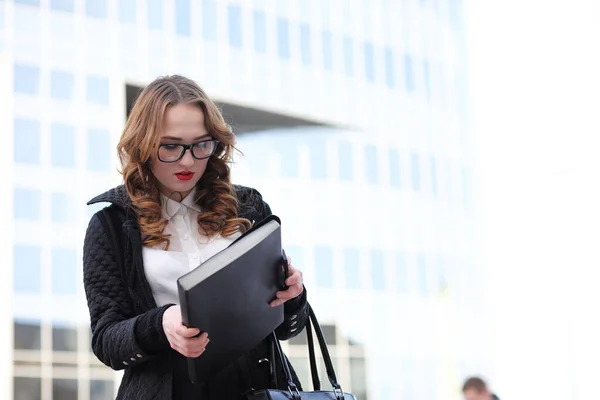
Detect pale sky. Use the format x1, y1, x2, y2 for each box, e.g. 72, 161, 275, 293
467, 0, 600, 398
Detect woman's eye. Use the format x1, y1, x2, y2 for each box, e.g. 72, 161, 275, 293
162, 144, 180, 151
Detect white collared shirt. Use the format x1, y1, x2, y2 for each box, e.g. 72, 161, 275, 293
142, 188, 241, 306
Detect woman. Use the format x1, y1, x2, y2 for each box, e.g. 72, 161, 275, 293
83, 75, 308, 399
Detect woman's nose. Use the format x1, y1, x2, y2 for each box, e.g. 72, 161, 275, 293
179, 148, 195, 167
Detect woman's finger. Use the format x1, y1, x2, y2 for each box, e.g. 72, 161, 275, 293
285, 272, 302, 287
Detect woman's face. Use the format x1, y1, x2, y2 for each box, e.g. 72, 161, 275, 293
150, 103, 212, 198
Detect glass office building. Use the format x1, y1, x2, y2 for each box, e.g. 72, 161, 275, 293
1, 0, 482, 399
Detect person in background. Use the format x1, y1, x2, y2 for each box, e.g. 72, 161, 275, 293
82, 75, 308, 399
462, 376, 500, 400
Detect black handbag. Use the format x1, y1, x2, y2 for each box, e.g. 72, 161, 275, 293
246, 304, 357, 400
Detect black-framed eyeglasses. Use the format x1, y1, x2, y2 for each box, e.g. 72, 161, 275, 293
158, 139, 219, 163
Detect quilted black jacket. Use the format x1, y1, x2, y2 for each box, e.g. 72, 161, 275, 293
83, 184, 308, 400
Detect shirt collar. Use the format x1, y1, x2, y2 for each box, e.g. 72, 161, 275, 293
160, 187, 201, 220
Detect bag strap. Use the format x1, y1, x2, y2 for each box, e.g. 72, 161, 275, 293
306, 304, 341, 390
269, 333, 279, 388
271, 303, 345, 399
305, 313, 320, 390
270, 332, 301, 398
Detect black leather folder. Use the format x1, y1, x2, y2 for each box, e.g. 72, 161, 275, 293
177, 215, 286, 384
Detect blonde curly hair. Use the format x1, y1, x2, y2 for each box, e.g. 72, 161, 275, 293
117, 75, 251, 249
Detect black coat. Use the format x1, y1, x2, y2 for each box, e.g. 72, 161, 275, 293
83, 185, 308, 400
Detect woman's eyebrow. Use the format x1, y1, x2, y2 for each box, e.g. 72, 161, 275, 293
161, 134, 211, 141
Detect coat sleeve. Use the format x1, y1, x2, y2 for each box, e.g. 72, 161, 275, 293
83, 212, 173, 370
244, 188, 310, 341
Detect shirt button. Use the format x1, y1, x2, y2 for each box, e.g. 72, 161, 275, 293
191, 254, 199, 260
183, 234, 190, 240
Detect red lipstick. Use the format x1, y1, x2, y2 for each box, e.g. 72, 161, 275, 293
175, 171, 195, 181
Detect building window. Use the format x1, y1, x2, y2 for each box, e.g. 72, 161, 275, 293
338, 140, 353, 181
247, 147, 268, 177
15, 0, 40, 6
371, 250, 385, 291
91, 380, 115, 400
289, 332, 307, 346
85, 0, 107, 19
450, 0, 462, 27
50, 69, 75, 100
202, 0, 217, 42
309, 139, 327, 179
287, 357, 310, 390
284, 246, 303, 271
389, 148, 400, 187
51, 248, 78, 295
175, 0, 190, 36
410, 152, 420, 191
13, 118, 40, 165
363, 43, 375, 83
253, 10, 266, 53
14, 377, 42, 400
53, 379, 78, 400
51, 193, 71, 223
343, 36, 354, 76
314, 246, 333, 288
404, 54, 415, 93
279, 145, 299, 178
321, 30, 333, 70
396, 252, 408, 292
14, 188, 41, 220
51, 123, 75, 168
227, 3, 242, 48
14, 63, 40, 95
384, 48, 394, 88
364, 144, 378, 183
423, 59, 431, 101
417, 254, 428, 295
430, 156, 438, 197
14, 320, 41, 350
343, 247, 360, 289
119, 0, 136, 24
349, 357, 368, 400
147, 0, 162, 30
86, 129, 111, 171
321, 324, 337, 344
299, 23, 311, 66
86, 75, 109, 105
277, 18, 290, 60
52, 324, 77, 352
50, 0, 74, 13
14, 244, 41, 293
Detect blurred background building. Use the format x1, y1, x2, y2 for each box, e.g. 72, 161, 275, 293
1, 0, 484, 399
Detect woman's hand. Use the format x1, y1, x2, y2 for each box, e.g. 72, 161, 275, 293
270, 257, 304, 307
162, 305, 209, 358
